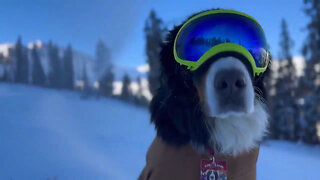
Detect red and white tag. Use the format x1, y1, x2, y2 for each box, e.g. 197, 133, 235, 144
200, 155, 227, 180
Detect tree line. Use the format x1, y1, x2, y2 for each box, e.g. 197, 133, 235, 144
1, 37, 74, 90
267, 0, 320, 144
0, 37, 149, 106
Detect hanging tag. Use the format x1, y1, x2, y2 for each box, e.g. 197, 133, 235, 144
200, 156, 227, 180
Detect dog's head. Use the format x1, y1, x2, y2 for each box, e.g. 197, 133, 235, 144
150, 10, 269, 155
207, 170, 218, 180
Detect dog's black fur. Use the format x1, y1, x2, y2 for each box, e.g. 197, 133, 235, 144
149, 10, 269, 151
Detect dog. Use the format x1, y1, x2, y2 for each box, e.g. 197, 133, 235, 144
139, 9, 270, 180
150, 28, 269, 156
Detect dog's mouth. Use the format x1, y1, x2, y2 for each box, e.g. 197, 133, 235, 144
214, 97, 254, 118
214, 106, 254, 119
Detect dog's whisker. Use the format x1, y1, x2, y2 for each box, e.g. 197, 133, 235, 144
254, 88, 267, 105
253, 86, 263, 95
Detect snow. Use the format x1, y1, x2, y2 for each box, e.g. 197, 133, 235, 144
271, 56, 306, 77
137, 64, 150, 73
0, 83, 155, 179
258, 141, 320, 180
0, 83, 319, 179
0, 43, 14, 58
113, 78, 152, 100
112, 65, 147, 82
27, 40, 43, 49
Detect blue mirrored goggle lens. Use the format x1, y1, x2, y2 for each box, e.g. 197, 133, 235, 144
176, 13, 268, 68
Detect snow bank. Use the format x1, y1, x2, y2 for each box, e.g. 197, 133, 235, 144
0, 83, 155, 179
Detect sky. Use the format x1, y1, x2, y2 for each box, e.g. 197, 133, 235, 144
0, 0, 308, 68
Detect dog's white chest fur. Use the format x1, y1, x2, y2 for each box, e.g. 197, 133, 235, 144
210, 102, 269, 156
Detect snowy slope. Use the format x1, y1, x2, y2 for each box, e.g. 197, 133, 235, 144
0, 83, 319, 179
258, 141, 320, 180
0, 83, 155, 180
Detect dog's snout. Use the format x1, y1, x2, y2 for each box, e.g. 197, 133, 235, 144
214, 69, 247, 93
205, 57, 254, 117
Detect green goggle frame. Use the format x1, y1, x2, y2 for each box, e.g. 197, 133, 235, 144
173, 9, 270, 76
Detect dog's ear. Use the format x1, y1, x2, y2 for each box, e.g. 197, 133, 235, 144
149, 27, 210, 148
150, 82, 211, 147
149, 86, 191, 145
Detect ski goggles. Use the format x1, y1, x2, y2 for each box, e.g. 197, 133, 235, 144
173, 10, 270, 76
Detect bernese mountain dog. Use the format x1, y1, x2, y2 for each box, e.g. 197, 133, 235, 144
149, 10, 269, 156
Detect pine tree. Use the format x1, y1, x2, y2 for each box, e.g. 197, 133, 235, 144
136, 77, 143, 98
271, 19, 299, 141
31, 46, 46, 86
301, 0, 320, 88
80, 63, 91, 98
303, 0, 320, 60
99, 68, 114, 97
297, 0, 320, 144
0, 70, 4, 82
120, 73, 132, 101
133, 76, 143, 105
95, 39, 111, 79
14, 37, 29, 84
264, 54, 278, 139
95, 39, 114, 97
134, 77, 149, 106
82, 64, 88, 88
272, 63, 299, 141
48, 42, 62, 88
279, 19, 294, 61
144, 10, 166, 96
0, 68, 8, 82
0, 53, 4, 62
3, 69, 8, 82
62, 45, 74, 89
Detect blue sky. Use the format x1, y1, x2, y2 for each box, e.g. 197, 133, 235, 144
0, 0, 307, 68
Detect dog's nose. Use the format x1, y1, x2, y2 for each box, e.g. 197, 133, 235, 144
214, 69, 247, 94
